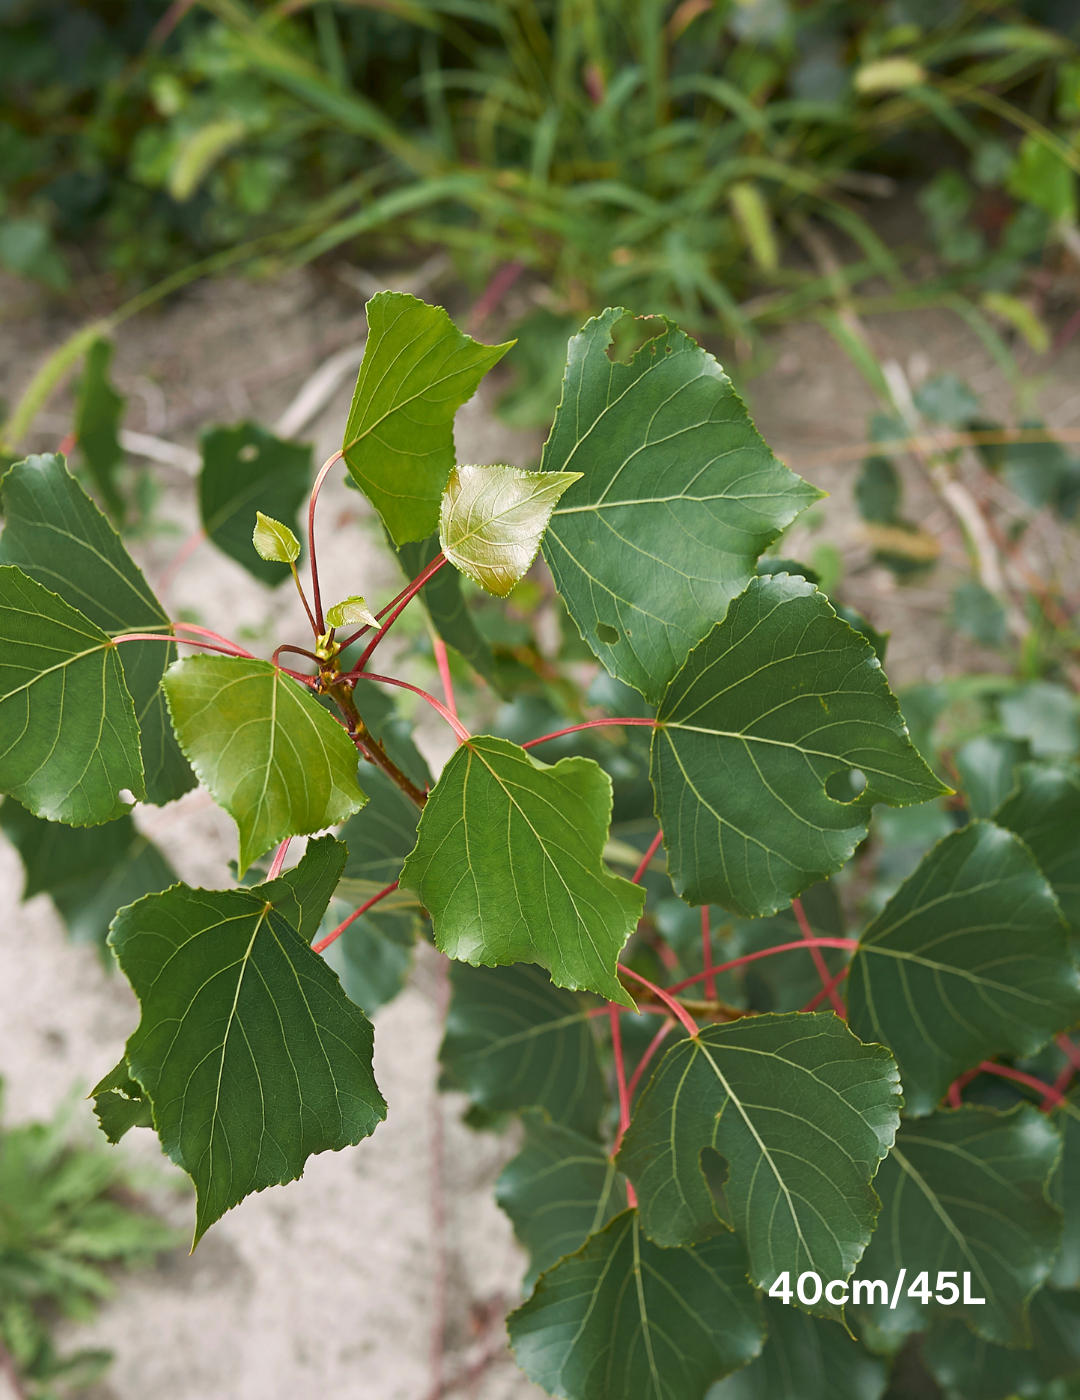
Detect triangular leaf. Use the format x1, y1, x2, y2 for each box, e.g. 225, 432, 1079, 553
342, 292, 512, 545
0, 453, 194, 805
162, 654, 367, 874
652, 574, 946, 915
847, 821, 1080, 1115
74, 337, 125, 520
496, 1109, 627, 1288
617, 1012, 902, 1312
109, 846, 386, 1243
923, 1289, 1080, 1400
199, 423, 310, 584
400, 735, 643, 1006
508, 1210, 764, 1400
0, 565, 143, 824
252, 510, 301, 565
439, 962, 607, 1139
849, 1105, 1062, 1347
439, 463, 581, 597
396, 532, 503, 693
540, 309, 822, 700
994, 762, 1080, 934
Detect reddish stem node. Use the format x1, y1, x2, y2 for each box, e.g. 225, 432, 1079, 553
521, 717, 657, 750
631, 830, 665, 885
266, 839, 292, 880
618, 965, 699, 1038
792, 897, 847, 1018
801, 964, 851, 1013
626, 1018, 676, 1102
312, 880, 400, 954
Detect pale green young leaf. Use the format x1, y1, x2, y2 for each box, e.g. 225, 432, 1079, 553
652, 574, 946, 916
252, 510, 301, 564
0, 565, 143, 824
994, 763, 1080, 932
326, 595, 379, 630
440, 962, 608, 1139
0, 453, 193, 804
162, 655, 366, 874
541, 309, 822, 701
508, 1211, 764, 1400
849, 1106, 1062, 1348
109, 845, 386, 1243
342, 292, 512, 545
439, 464, 581, 597
847, 822, 1080, 1116
617, 1012, 902, 1313
496, 1110, 627, 1287
200, 423, 310, 585
400, 736, 643, 1006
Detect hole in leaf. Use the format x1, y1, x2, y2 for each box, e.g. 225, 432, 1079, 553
605, 313, 666, 365
239, 443, 259, 462
596, 623, 619, 644
825, 768, 868, 803
117, 788, 136, 806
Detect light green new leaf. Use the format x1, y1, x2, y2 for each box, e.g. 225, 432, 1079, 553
496, 1110, 627, 1288
995, 763, 1080, 933
326, 596, 379, 630
342, 292, 512, 545
74, 337, 125, 520
109, 848, 386, 1243
0, 453, 194, 804
541, 309, 822, 701
652, 574, 946, 915
925, 1288, 1080, 1400
162, 654, 366, 874
400, 735, 643, 1006
396, 532, 503, 693
0, 566, 143, 824
440, 464, 581, 597
847, 821, 1080, 1116
617, 1012, 902, 1312
439, 962, 607, 1139
709, 1299, 888, 1400
200, 423, 310, 584
849, 1106, 1062, 1347
508, 1211, 764, 1400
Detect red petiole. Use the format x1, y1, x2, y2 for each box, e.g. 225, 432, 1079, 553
312, 880, 400, 955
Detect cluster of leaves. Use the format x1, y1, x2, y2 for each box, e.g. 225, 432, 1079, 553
1, 292, 1080, 1400
0, 1081, 176, 1400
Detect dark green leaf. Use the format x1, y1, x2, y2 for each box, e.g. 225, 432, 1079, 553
541, 309, 822, 701
995, 763, 1080, 934
400, 735, 643, 1005
396, 532, 503, 694
74, 337, 125, 520
708, 1299, 888, 1400
652, 574, 946, 916
954, 735, 1027, 818
339, 765, 421, 886
268, 834, 347, 942
849, 1105, 1062, 1346
0, 452, 193, 805
847, 821, 1080, 1116
342, 292, 511, 545
1051, 1092, 1080, 1290
617, 1012, 901, 1308
91, 1059, 153, 1143
497, 1110, 627, 1289
439, 962, 607, 1139
162, 654, 367, 874
321, 901, 415, 1016
854, 456, 901, 526
721, 880, 846, 1014
199, 423, 310, 585
508, 1211, 764, 1400
109, 845, 386, 1243
0, 565, 142, 824
923, 1288, 1080, 1400
439, 464, 580, 597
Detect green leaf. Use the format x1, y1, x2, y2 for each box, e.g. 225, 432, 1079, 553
708, 1299, 888, 1400
439, 961, 607, 1138
326, 595, 378, 630
0, 565, 143, 824
74, 337, 125, 520
396, 532, 503, 693
496, 1109, 628, 1289
0, 797, 176, 953
439, 464, 581, 598
400, 735, 643, 1006
1051, 1092, 1080, 1290
342, 292, 512, 545
923, 1288, 1080, 1400
999, 682, 1079, 759
508, 1211, 764, 1400
109, 845, 386, 1243
955, 734, 1026, 818
321, 900, 415, 1016
718, 879, 847, 1014
618, 1012, 901, 1310
162, 654, 366, 874
854, 456, 901, 526
0, 452, 194, 805
91, 1058, 153, 1143
995, 763, 1080, 933
252, 509, 301, 565
199, 423, 310, 584
848, 1106, 1062, 1347
652, 574, 946, 916
846, 821, 1080, 1116
540, 309, 821, 701
269, 834, 347, 942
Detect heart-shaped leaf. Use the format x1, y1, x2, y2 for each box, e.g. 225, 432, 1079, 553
252, 509, 301, 564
